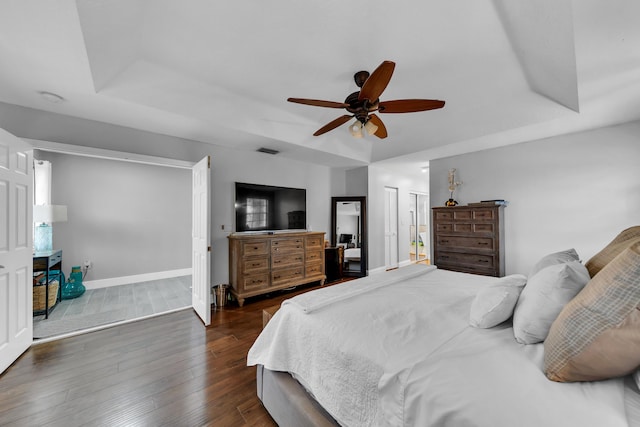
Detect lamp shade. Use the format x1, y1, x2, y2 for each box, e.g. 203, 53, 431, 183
364, 120, 379, 135
349, 121, 363, 138
33, 205, 67, 223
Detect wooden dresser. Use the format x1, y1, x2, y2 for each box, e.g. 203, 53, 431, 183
432, 205, 505, 277
228, 231, 326, 306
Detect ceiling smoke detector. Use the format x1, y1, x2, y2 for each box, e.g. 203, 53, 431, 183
39, 91, 65, 103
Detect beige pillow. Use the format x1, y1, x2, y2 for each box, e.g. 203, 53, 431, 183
585, 226, 640, 278
544, 241, 640, 382
469, 274, 527, 329
513, 261, 590, 344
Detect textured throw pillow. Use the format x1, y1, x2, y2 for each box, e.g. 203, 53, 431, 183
544, 241, 640, 382
513, 261, 590, 344
469, 274, 527, 329
529, 248, 580, 277
585, 226, 640, 277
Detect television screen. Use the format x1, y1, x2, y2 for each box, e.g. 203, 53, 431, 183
235, 182, 306, 232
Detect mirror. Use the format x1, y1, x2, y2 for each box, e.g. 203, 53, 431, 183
331, 196, 367, 278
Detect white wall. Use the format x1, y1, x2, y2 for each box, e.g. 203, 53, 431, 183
430, 120, 640, 275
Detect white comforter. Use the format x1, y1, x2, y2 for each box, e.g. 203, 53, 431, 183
247, 265, 640, 427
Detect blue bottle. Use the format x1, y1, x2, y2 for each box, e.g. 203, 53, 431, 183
62, 266, 86, 299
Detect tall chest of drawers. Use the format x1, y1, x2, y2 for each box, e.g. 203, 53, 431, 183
432, 206, 505, 277
228, 231, 326, 306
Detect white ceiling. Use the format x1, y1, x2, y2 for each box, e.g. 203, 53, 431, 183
1, 0, 639, 172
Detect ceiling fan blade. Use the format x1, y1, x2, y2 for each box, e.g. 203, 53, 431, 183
288, 98, 349, 109
313, 115, 353, 136
368, 114, 388, 139
358, 61, 395, 102
378, 99, 445, 113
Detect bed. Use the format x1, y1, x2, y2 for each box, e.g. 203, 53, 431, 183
248, 227, 640, 427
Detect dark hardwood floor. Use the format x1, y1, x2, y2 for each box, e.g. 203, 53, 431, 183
0, 280, 345, 426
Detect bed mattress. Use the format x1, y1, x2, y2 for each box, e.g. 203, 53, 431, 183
248, 265, 640, 427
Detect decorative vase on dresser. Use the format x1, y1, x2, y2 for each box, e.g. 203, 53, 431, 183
432, 205, 505, 277
228, 231, 326, 307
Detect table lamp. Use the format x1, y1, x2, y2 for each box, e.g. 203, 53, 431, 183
33, 204, 67, 253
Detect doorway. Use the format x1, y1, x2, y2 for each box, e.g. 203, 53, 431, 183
30, 143, 208, 340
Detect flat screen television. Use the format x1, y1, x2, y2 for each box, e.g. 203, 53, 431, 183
235, 182, 306, 233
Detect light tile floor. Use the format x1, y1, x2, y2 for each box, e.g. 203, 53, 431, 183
33, 275, 192, 339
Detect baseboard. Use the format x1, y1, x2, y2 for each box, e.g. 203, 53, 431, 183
368, 266, 388, 275
83, 268, 192, 290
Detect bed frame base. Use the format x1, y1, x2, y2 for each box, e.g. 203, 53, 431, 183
256, 365, 339, 426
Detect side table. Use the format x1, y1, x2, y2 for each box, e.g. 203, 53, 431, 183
33, 249, 63, 319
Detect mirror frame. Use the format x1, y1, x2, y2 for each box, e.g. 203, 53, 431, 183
331, 196, 367, 277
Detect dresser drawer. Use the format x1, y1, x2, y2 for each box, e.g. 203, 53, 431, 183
241, 273, 270, 291
436, 236, 495, 251
437, 222, 495, 234
306, 262, 324, 277
241, 240, 269, 256
472, 209, 496, 220
437, 251, 496, 269
241, 256, 269, 274
272, 266, 304, 286
271, 252, 304, 268
33, 252, 62, 270
271, 238, 304, 254
305, 250, 323, 263
434, 210, 454, 221
305, 235, 324, 249
453, 210, 473, 220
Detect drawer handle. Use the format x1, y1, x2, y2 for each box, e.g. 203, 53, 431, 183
274, 275, 280, 280
441, 255, 450, 259
252, 263, 261, 267
477, 242, 489, 246
478, 259, 489, 263
440, 240, 449, 244
254, 246, 259, 250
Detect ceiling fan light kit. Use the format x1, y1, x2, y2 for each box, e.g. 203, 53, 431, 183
287, 60, 445, 139
349, 121, 363, 138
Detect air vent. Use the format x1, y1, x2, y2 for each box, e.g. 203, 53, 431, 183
257, 147, 279, 155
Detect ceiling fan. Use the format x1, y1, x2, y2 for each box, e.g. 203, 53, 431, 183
287, 60, 445, 139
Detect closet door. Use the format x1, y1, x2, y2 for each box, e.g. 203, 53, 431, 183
0, 128, 33, 374
384, 187, 398, 269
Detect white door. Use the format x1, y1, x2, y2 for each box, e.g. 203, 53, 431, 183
0, 129, 33, 374
192, 156, 211, 326
384, 187, 399, 269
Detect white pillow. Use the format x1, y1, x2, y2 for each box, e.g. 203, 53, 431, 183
513, 260, 590, 344
469, 274, 527, 329
529, 248, 579, 277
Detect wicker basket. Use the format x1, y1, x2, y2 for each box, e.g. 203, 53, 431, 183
33, 281, 59, 312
